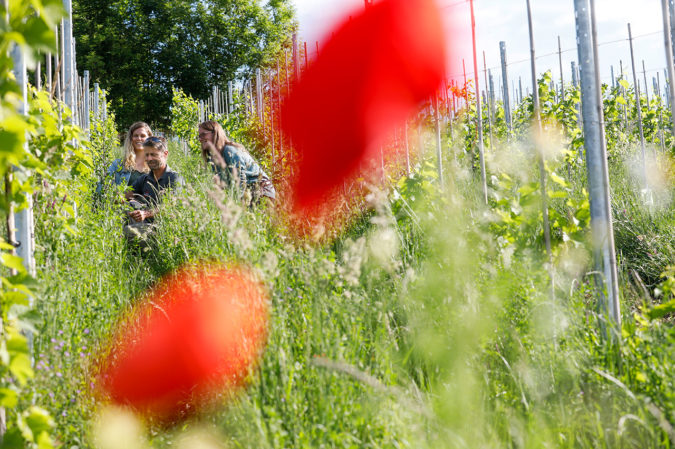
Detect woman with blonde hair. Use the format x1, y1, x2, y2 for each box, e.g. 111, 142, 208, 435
107, 121, 152, 186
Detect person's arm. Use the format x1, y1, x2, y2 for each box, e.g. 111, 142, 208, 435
238, 151, 261, 185
221, 146, 244, 192
128, 208, 154, 222
107, 159, 120, 177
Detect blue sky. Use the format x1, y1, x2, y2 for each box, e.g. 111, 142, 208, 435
291, 0, 669, 99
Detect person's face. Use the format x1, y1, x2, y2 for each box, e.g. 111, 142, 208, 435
144, 145, 168, 171
198, 127, 215, 149
132, 127, 150, 151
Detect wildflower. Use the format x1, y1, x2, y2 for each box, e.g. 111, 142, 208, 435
99, 264, 269, 421
280, 0, 446, 230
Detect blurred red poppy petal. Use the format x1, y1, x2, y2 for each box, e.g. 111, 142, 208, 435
98, 264, 268, 421
281, 0, 447, 215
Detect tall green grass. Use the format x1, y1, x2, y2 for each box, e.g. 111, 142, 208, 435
30, 128, 675, 449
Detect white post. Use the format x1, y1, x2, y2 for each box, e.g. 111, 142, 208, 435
642, 60, 650, 106
93, 82, 100, 121
628, 24, 647, 182
46, 51, 52, 94
574, 0, 621, 328
669, 0, 675, 62
662, 0, 675, 137
59, 20, 65, 103
227, 81, 233, 114
558, 36, 565, 104
434, 95, 443, 189
62, 0, 75, 120
10, 43, 35, 279
470, 0, 487, 203
83, 70, 90, 132
212, 85, 219, 115
404, 123, 410, 176
256, 68, 263, 122
292, 33, 300, 80
483, 52, 495, 151
499, 41, 512, 132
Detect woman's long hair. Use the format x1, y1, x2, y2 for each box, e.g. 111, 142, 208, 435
198, 120, 246, 160
122, 121, 152, 171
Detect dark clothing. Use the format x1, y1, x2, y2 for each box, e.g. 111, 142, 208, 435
127, 169, 146, 186
129, 165, 184, 222
210, 144, 275, 201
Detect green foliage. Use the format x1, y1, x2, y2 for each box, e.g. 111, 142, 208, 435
169, 86, 200, 154
72, 0, 296, 128
89, 90, 119, 188
24, 98, 675, 449
646, 267, 675, 320
0, 1, 80, 446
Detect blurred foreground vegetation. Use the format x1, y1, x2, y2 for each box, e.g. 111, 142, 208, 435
27, 81, 675, 448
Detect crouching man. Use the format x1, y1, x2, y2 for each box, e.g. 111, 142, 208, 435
123, 136, 185, 246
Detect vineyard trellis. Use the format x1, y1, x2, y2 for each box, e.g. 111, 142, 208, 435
8, 0, 675, 343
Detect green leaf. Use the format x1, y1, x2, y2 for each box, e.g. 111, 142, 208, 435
25, 407, 55, 440
21, 17, 55, 52
518, 184, 538, 197
0, 388, 18, 408
36, 431, 55, 449
646, 298, 675, 320
1, 254, 27, 274
7, 272, 37, 289
618, 79, 630, 89
2, 291, 29, 307
549, 171, 569, 189
0, 127, 24, 163
548, 191, 569, 199
0, 427, 25, 449
9, 353, 32, 385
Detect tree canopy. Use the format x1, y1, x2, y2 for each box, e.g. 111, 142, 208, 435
73, 0, 296, 129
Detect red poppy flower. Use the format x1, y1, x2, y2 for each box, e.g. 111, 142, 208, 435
97, 264, 269, 421
281, 0, 448, 227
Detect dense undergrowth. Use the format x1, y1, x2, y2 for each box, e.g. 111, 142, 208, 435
24, 76, 674, 449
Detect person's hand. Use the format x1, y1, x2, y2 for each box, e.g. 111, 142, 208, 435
202, 140, 218, 160
128, 209, 147, 222
204, 140, 216, 151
